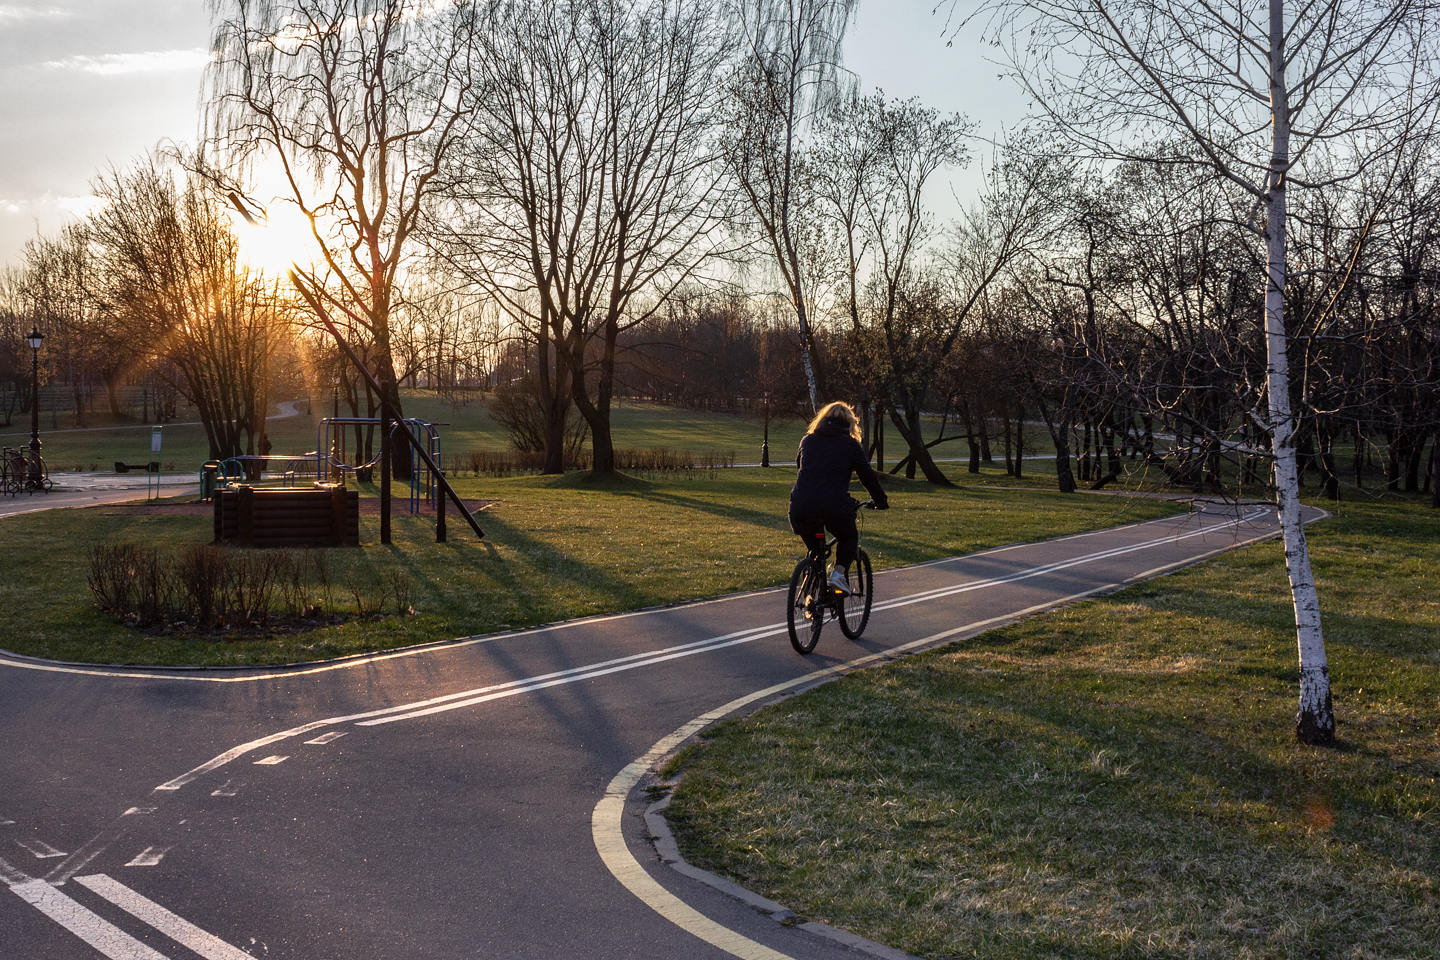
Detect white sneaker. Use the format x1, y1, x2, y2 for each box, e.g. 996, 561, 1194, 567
828, 568, 851, 595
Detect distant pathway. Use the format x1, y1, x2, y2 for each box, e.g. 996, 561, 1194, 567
0, 402, 307, 517
0, 500, 1316, 960
0, 399, 306, 440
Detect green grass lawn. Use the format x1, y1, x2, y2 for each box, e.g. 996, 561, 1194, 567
5, 391, 810, 474
0, 468, 1176, 667
663, 494, 1440, 960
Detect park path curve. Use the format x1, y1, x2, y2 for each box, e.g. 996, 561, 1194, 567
0, 498, 1310, 960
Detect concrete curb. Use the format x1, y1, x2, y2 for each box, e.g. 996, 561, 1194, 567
643, 787, 926, 960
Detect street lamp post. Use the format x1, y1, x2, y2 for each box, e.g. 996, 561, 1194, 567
761, 392, 770, 468
26, 328, 43, 489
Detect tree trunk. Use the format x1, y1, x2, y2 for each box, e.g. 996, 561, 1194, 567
1268, 0, 1333, 745
1053, 419, 1076, 493
570, 320, 618, 477
889, 403, 952, 485
1014, 403, 1025, 479
998, 407, 1010, 474
1431, 431, 1439, 508
873, 403, 884, 471
1318, 422, 1339, 501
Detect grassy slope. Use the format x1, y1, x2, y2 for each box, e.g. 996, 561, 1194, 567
664, 495, 1440, 960
0, 468, 1174, 666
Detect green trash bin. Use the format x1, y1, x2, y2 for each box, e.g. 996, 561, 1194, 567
201, 461, 220, 501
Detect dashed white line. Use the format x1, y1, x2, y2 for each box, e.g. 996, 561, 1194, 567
252, 755, 288, 766
304, 731, 347, 745
124, 847, 170, 868
210, 781, 239, 798
17, 839, 67, 859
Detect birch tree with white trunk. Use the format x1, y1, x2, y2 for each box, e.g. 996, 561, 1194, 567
961, 0, 1440, 744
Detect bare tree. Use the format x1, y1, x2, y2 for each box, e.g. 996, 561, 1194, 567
431, 0, 735, 476
723, 0, 859, 412
965, 0, 1440, 743
87, 157, 287, 461
204, 0, 480, 473
17, 224, 114, 425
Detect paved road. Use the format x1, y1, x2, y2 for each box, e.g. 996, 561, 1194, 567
1, 500, 1301, 960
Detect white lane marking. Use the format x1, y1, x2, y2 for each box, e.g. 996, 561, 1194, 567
7, 877, 171, 960
591, 520, 1286, 960
153, 508, 1273, 789
123, 808, 157, 817
0, 564, 817, 684
210, 781, 239, 798
75, 873, 256, 960
304, 731, 347, 745
865, 507, 1271, 615
363, 509, 1268, 728
17, 839, 66, 859
0, 855, 31, 884
0, 819, 15, 826
252, 755, 288, 766
2, 507, 1229, 684
155, 622, 787, 790
124, 847, 170, 868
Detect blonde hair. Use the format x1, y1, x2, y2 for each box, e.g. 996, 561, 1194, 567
806, 401, 862, 443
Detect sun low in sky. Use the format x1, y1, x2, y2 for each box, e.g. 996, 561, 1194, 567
227, 197, 324, 280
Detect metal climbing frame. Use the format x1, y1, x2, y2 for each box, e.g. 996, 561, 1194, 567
400, 419, 443, 515
315, 417, 443, 516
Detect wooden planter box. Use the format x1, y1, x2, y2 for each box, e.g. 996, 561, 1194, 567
213, 485, 359, 547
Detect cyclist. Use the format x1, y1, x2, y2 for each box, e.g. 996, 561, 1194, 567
788, 401, 888, 595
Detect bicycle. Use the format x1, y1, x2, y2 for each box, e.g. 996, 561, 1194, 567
785, 499, 877, 655
2, 447, 52, 495
1, 447, 25, 496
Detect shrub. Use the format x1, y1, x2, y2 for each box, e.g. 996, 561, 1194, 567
85, 541, 349, 633
87, 542, 143, 614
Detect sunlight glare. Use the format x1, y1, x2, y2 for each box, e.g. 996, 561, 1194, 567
230, 200, 320, 279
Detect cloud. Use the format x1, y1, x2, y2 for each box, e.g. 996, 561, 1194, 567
0, 4, 74, 24
0, 192, 106, 218
41, 48, 212, 76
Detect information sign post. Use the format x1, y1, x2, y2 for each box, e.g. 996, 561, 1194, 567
148, 426, 163, 499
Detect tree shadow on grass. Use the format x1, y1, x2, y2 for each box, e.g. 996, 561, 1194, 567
757, 657, 1440, 958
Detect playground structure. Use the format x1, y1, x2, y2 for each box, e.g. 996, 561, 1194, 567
201, 419, 443, 513
226, 191, 482, 544
316, 417, 444, 515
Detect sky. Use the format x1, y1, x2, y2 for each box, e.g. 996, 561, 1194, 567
0, 0, 1021, 268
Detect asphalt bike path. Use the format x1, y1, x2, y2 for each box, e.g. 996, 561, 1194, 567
0, 500, 1309, 960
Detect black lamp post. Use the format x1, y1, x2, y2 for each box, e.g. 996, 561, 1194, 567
761, 392, 771, 468
26, 328, 42, 488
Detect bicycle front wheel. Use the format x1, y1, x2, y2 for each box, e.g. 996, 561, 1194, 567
839, 549, 873, 640
786, 556, 824, 654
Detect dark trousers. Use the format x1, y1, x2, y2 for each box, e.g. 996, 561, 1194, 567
790, 512, 859, 568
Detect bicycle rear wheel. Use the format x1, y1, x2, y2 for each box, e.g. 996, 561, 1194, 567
839, 549, 873, 639
786, 556, 824, 654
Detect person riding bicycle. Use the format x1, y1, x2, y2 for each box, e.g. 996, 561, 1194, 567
788, 401, 888, 596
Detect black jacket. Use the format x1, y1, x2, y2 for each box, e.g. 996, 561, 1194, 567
788, 421, 889, 519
